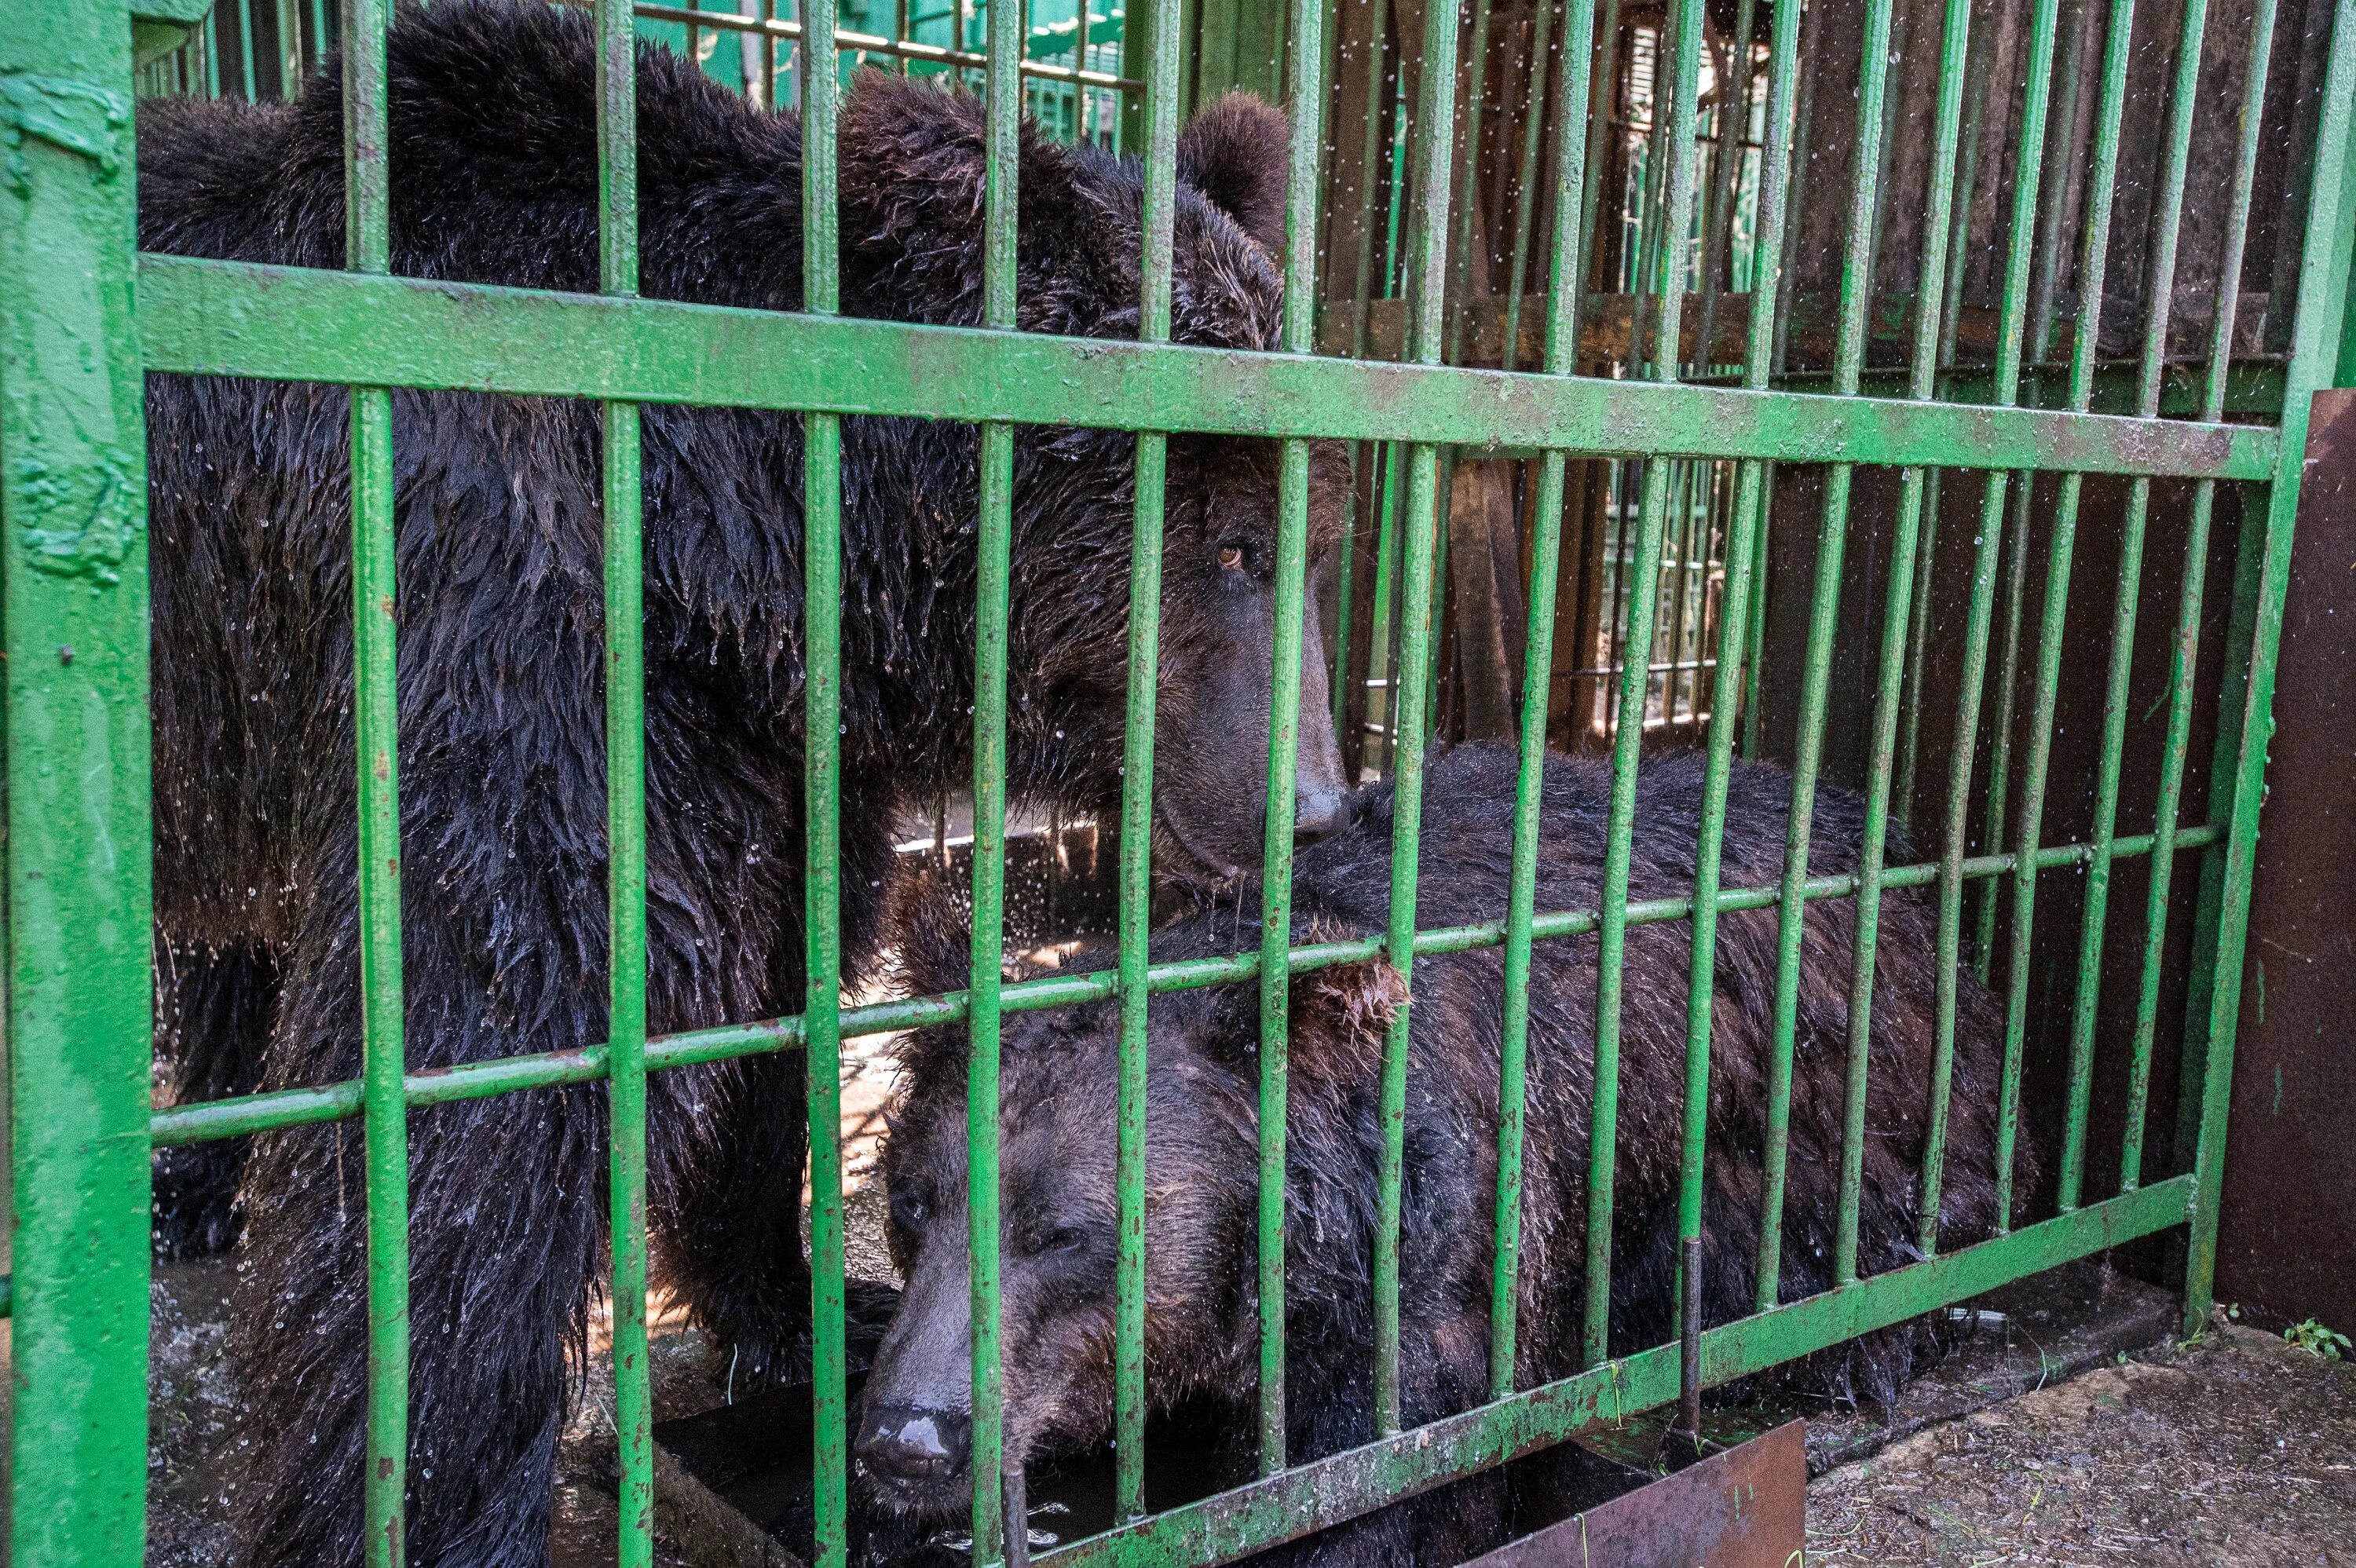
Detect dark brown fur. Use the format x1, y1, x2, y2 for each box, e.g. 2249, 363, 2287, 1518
865, 744, 2028, 1563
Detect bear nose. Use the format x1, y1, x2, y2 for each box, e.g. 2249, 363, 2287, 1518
1292, 780, 1349, 845
857, 1403, 971, 1483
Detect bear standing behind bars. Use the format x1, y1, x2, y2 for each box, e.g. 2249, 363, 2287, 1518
135, 2, 1351, 1563
864, 743, 2030, 1565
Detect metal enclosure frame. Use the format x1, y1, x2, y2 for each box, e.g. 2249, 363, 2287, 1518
4, 0, 2354, 1564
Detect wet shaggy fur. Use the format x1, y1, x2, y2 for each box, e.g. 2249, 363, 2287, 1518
136, 5, 1344, 1563
868, 744, 2028, 1565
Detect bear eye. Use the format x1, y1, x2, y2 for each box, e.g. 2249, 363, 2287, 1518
891, 1189, 929, 1232
1217, 544, 1246, 573
1037, 1225, 1088, 1257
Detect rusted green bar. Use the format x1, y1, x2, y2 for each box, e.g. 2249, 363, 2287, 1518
800, 0, 849, 1551
1997, 0, 2136, 1229
2182, 0, 2356, 1339
1760, 0, 1895, 1304
1925, 0, 2064, 1254
968, 0, 1025, 1552
134, 258, 2279, 480
0, 3, 154, 1563
143, 820, 2226, 1153
2062, 0, 2197, 1212
1497, 0, 1557, 375
1492, 0, 1601, 1400
594, 1, 654, 1560
1444, 0, 1494, 368
1696, 0, 1804, 1263
1112, 0, 1182, 1515
1834, 0, 1971, 1285
1252, 0, 1326, 1477
338, 0, 411, 1556
1589, 0, 1703, 1366
2126, 0, 2278, 1197
1375, 0, 1464, 1430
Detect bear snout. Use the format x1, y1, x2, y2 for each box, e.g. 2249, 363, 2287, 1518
858, 1402, 972, 1488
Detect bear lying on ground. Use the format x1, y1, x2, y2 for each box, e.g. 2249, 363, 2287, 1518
862, 742, 2028, 1564
137, 4, 1345, 1563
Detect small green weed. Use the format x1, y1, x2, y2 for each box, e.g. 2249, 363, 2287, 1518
2284, 1318, 2351, 1360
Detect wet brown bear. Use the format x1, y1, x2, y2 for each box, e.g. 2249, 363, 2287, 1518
137, 4, 1344, 1563
863, 743, 2027, 1563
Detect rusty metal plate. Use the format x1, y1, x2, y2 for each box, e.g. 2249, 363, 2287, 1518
1463, 1420, 1806, 1568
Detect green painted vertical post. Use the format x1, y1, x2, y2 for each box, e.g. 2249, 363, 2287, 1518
2182, 0, 2356, 1340
594, 4, 653, 1564
969, 0, 1025, 1552
1922, 0, 2062, 1255
1114, 0, 1183, 1518
1831, 0, 1970, 1288
0, 3, 152, 1565
1491, 0, 1601, 1402
1250, 0, 1325, 1478
2124, 0, 2277, 1197
1758, 0, 1897, 1307
1677, 0, 1802, 1303
1992, 0, 2138, 1232
336, 0, 412, 1560
1373, 0, 1461, 1435
1586, 0, 1702, 1368
802, 0, 850, 1551
2062, 0, 2195, 1212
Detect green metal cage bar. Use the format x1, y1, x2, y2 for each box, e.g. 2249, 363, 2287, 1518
2123, 0, 2277, 1201
1923, 0, 2063, 1254
967, 0, 1026, 1553
594, 1, 655, 1562
1755, 0, 1894, 1307
1113, 0, 1183, 1519
336, 0, 412, 1559
0, 2, 155, 1563
802, 0, 851, 1550
1491, 0, 1601, 1403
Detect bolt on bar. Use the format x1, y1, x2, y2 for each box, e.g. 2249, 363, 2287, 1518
593, 2, 655, 1562
1674, 0, 1801, 1351
967, 0, 1026, 1554
1586, 0, 1703, 1369
2124, 0, 2278, 1199
1756, 0, 1896, 1308
1372, 0, 1461, 1435
1249, 0, 1326, 1477
1923, 0, 2062, 1254
1831, 0, 1973, 1289
1491, 0, 1602, 1404
1112, 0, 1181, 1519
801, 0, 851, 1552
338, 0, 412, 1560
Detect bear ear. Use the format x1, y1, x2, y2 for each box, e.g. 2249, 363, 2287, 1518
886, 865, 977, 1003
1286, 956, 1408, 1085
1176, 92, 1289, 255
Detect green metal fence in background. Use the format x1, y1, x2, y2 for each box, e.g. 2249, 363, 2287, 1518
6, 0, 2356, 1565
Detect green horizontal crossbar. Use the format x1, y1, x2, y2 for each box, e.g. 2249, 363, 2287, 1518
134, 258, 2276, 479
147, 822, 2217, 1147
1035, 1176, 2194, 1568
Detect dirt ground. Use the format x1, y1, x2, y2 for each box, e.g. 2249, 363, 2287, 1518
1809, 1318, 2356, 1566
